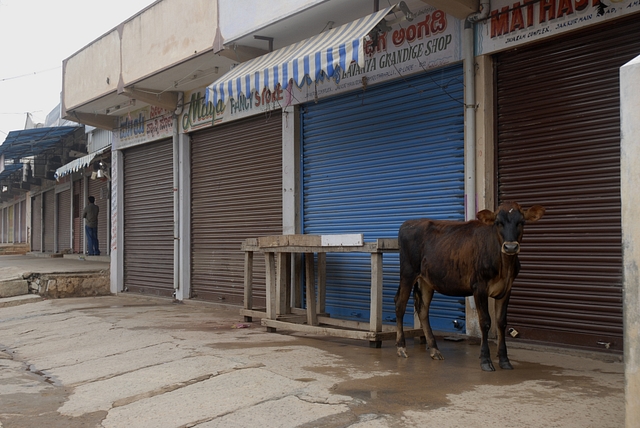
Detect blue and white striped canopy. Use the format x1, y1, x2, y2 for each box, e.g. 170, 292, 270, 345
206, 5, 394, 105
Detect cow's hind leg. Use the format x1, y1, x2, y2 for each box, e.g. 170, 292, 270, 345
473, 289, 495, 371
495, 293, 513, 369
395, 275, 414, 358
414, 281, 443, 360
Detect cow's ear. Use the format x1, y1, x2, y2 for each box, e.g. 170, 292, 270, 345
476, 209, 496, 225
524, 205, 545, 222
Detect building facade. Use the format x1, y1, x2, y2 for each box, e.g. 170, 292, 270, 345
59, 0, 639, 356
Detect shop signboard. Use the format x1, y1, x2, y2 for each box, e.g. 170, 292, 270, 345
477, 0, 640, 54
182, 2, 462, 132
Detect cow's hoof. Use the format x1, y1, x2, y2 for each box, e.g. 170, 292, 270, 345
429, 349, 444, 360
499, 360, 514, 370
481, 361, 496, 371
397, 347, 408, 358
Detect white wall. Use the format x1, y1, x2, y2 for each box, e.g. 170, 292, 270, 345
63, 0, 218, 111
219, 0, 324, 44
620, 54, 640, 428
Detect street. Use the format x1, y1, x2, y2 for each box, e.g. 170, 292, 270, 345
0, 295, 624, 428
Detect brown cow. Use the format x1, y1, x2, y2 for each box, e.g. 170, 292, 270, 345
394, 201, 545, 371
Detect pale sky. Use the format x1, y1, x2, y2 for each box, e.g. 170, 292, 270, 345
0, 0, 157, 137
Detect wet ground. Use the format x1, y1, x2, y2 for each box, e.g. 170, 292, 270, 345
0, 295, 625, 427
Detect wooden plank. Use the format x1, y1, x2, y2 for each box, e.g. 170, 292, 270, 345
239, 308, 266, 318
243, 251, 254, 311
321, 234, 363, 246
285, 235, 322, 246
258, 242, 381, 253
291, 307, 307, 316
316, 316, 397, 332
305, 253, 318, 326
317, 252, 326, 314
376, 238, 399, 251
275, 314, 307, 323
258, 234, 322, 248
261, 319, 377, 340
370, 252, 383, 333
264, 253, 277, 320
258, 235, 292, 248
241, 238, 259, 250
276, 253, 288, 315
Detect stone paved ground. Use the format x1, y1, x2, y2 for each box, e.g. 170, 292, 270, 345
0, 295, 625, 428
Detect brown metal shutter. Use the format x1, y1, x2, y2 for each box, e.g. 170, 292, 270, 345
495, 16, 640, 352
73, 180, 82, 253
123, 139, 174, 296
2, 207, 6, 243
89, 177, 109, 255
31, 195, 41, 251
190, 112, 282, 305
43, 190, 55, 252
19, 199, 26, 243
57, 188, 72, 252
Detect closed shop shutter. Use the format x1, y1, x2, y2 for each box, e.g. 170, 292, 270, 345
73, 180, 82, 253
302, 64, 465, 332
1, 207, 6, 243
21, 199, 26, 243
7, 205, 17, 243
494, 16, 640, 352
43, 190, 55, 252
123, 139, 174, 296
89, 177, 109, 255
190, 112, 282, 305
31, 195, 41, 251
57, 188, 71, 252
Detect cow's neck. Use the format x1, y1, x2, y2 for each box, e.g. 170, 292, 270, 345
500, 253, 519, 285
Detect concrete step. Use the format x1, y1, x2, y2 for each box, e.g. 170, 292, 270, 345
63, 254, 110, 263
0, 294, 42, 308
0, 278, 29, 298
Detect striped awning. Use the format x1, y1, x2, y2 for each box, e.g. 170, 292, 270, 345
206, 5, 396, 104
54, 145, 110, 180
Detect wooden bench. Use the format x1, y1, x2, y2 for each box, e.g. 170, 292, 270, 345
241, 234, 425, 347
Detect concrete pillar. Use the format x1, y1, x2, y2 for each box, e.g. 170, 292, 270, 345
177, 130, 191, 301
111, 150, 124, 294
466, 54, 496, 339
620, 54, 640, 428
282, 105, 299, 236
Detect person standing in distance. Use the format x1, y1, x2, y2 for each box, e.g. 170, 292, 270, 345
83, 196, 100, 256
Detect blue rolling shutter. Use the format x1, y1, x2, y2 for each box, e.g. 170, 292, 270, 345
301, 63, 465, 332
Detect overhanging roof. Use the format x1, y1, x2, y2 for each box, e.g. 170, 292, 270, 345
0, 126, 79, 161
206, 5, 397, 104
55, 145, 110, 180
0, 164, 23, 181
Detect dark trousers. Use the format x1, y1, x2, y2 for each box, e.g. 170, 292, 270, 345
86, 226, 100, 255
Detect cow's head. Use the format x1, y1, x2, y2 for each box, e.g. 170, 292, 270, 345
476, 202, 545, 255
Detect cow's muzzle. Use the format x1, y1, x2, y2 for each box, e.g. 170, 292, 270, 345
502, 241, 520, 255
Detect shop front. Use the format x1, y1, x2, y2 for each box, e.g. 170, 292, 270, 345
478, 1, 640, 352
205, 2, 466, 330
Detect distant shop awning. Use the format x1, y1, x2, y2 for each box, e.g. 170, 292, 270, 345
0, 163, 23, 181
55, 145, 110, 180
206, 5, 399, 104
0, 126, 79, 161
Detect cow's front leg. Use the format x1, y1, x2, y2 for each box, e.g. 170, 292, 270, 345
473, 289, 495, 371
414, 282, 443, 360
495, 292, 513, 369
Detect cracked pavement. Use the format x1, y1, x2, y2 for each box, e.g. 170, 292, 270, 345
0, 295, 624, 427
